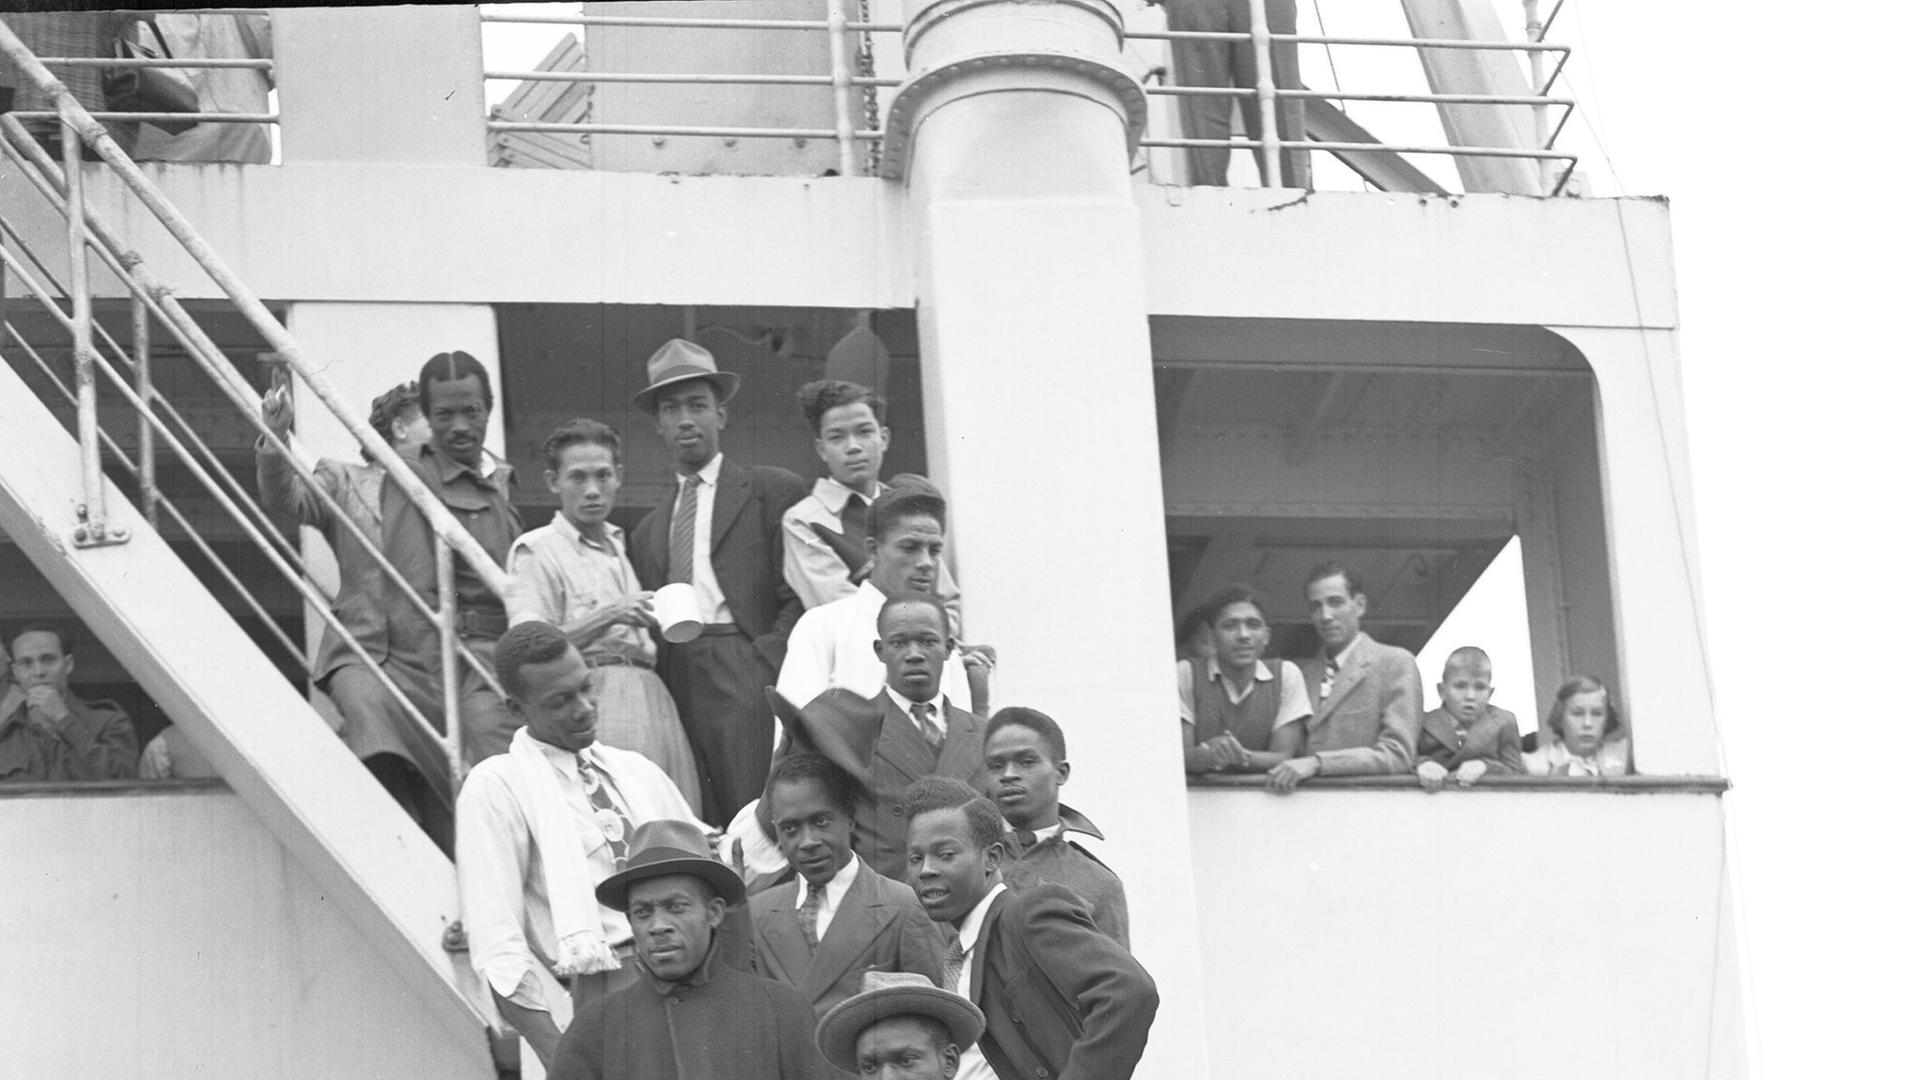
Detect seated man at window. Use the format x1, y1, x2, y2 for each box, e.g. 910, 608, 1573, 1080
1266, 562, 1422, 793
1177, 584, 1311, 777
0, 623, 136, 783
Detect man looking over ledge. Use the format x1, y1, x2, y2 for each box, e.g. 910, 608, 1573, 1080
1177, 584, 1312, 777
1267, 562, 1422, 793
456, 621, 703, 1070
0, 624, 135, 783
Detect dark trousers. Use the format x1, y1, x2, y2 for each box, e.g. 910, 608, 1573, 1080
661, 630, 777, 825
1165, 0, 1310, 188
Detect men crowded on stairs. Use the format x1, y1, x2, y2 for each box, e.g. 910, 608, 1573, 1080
548, 817, 835, 1080
749, 751, 947, 1019
1266, 561, 1422, 793
382, 350, 524, 765
628, 338, 809, 826
0, 624, 136, 783
507, 419, 701, 808
256, 379, 458, 849
781, 379, 961, 629
985, 707, 1130, 947
456, 620, 705, 1072
777, 484, 985, 710
904, 777, 1159, 1080
814, 970, 987, 1080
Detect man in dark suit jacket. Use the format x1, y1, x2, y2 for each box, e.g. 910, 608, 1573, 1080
629, 339, 808, 824
903, 777, 1158, 1080
750, 752, 946, 1018
1268, 561, 1423, 793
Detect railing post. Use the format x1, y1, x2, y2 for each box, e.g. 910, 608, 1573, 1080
132, 298, 157, 524
436, 537, 465, 783
1245, 0, 1284, 187
1523, 0, 1552, 193
826, 0, 858, 175
61, 122, 122, 548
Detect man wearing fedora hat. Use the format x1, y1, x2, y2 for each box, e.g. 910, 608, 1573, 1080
816, 971, 986, 1080
548, 818, 836, 1080
629, 338, 810, 826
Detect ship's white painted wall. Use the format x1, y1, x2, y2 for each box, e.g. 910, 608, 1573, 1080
0, 787, 491, 1079
1189, 785, 1747, 1080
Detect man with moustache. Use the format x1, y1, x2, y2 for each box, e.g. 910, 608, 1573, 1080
382, 350, 523, 764
1265, 561, 1422, 793
749, 752, 946, 1018
508, 419, 701, 807
628, 339, 809, 825
548, 818, 835, 1080
456, 621, 704, 1070
903, 778, 1158, 1080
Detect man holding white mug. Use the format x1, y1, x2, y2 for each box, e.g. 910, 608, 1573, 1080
507, 418, 702, 808
628, 340, 810, 825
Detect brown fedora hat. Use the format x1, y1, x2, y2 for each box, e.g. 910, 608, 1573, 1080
631, 338, 742, 413
593, 818, 745, 910
816, 971, 986, 1074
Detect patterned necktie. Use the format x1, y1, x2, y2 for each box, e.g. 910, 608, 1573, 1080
579, 754, 636, 863
667, 474, 700, 585
1319, 656, 1337, 704
840, 492, 870, 553
910, 701, 941, 749
941, 934, 967, 992
798, 881, 826, 952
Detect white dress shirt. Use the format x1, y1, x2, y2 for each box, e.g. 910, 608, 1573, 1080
776, 581, 970, 706
883, 685, 950, 741
953, 881, 1010, 1080
781, 477, 966, 631
455, 738, 701, 1010
802, 852, 863, 942
506, 513, 655, 663
670, 452, 734, 625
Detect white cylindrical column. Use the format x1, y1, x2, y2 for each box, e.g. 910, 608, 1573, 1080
894, 3, 1208, 1075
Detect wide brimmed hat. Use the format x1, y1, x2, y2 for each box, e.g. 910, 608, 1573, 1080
816, 971, 986, 1074
765, 686, 886, 779
593, 818, 744, 910
632, 338, 742, 412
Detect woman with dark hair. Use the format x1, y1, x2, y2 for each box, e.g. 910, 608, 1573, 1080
1526, 676, 1631, 778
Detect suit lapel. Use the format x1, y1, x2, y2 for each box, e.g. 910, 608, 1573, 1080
1420, 709, 1462, 763
1313, 633, 1373, 722
935, 702, 984, 780
804, 861, 882, 1001
967, 889, 1008, 1005
873, 698, 939, 780
760, 881, 815, 988
709, 457, 752, 554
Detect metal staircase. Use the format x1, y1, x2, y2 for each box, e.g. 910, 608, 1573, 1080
0, 24, 511, 1070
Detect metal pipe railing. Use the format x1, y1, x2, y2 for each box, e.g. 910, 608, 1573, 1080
825, 0, 858, 176
60, 123, 116, 547
131, 298, 156, 525
1244, 0, 1283, 185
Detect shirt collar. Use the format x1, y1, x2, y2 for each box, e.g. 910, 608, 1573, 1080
955, 881, 1008, 950
815, 850, 861, 905
1326, 633, 1363, 671
423, 440, 503, 486
883, 685, 944, 730
681, 451, 725, 488
547, 510, 624, 552
811, 475, 884, 515
1205, 657, 1273, 684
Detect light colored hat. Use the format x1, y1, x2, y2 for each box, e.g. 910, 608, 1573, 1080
632, 338, 742, 412
593, 818, 745, 910
815, 971, 986, 1074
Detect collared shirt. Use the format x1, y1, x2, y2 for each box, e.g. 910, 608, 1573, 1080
802, 852, 863, 942
953, 882, 1010, 1080
506, 513, 655, 664
455, 738, 700, 1009
883, 685, 949, 740
664, 452, 733, 625
781, 477, 966, 631
1175, 657, 1312, 736
777, 581, 970, 707
0, 690, 137, 782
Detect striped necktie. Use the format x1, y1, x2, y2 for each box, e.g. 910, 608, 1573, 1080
941, 934, 967, 992
798, 881, 825, 951
667, 474, 700, 585
911, 701, 942, 749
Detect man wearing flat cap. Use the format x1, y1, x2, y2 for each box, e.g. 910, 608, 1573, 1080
816, 971, 986, 1080
629, 338, 809, 826
548, 818, 836, 1080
